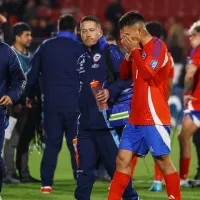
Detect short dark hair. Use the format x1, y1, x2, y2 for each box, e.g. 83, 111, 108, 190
146, 21, 163, 38
80, 16, 101, 27
119, 11, 145, 30
58, 14, 77, 32
12, 22, 31, 38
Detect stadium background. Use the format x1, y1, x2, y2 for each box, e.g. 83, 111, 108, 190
0, 0, 199, 199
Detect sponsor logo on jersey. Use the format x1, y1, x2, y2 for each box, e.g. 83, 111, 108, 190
91, 64, 99, 68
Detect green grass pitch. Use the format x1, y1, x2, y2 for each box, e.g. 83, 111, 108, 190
2, 130, 200, 200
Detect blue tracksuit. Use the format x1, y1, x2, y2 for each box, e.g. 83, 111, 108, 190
26, 31, 85, 186
0, 41, 26, 191
75, 36, 138, 200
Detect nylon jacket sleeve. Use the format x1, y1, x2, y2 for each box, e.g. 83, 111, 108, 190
2, 22, 13, 46
26, 45, 42, 98
6, 47, 26, 103
106, 46, 133, 99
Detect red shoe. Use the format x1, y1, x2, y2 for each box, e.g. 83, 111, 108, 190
40, 186, 52, 194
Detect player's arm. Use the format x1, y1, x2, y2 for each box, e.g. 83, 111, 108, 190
184, 64, 197, 95
167, 54, 174, 99
120, 53, 132, 80
131, 42, 167, 81
167, 77, 173, 99
183, 63, 197, 108
6, 47, 26, 104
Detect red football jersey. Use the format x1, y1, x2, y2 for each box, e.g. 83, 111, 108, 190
187, 46, 200, 111
120, 37, 171, 125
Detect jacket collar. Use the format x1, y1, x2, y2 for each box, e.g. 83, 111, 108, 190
57, 31, 78, 41
97, 36, 108, 50
88, 36, 108, 51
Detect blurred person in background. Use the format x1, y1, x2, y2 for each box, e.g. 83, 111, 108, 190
0, 32, 26, 200
106, 35, 117, 45
3, 22, 40, 184
105, 0, 124, 39
167, 16, 185, 63
103, 21, 115, 38
75, 15, 139, 200
25, 14, 84, 193
167, 16, 185, 86
178, 20, 200, 187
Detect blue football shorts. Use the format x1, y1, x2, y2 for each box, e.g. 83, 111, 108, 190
119, 122, 171, 157
184, 110, 200, 127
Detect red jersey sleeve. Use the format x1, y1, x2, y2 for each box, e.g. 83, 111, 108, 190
131, 39, 168, 80
120, 59, 132, 80
189, 47, 200, 68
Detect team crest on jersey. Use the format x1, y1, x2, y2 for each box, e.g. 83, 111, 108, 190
150, 60, 159, 70
142, 52, 146, 59
93, 53, 101, 62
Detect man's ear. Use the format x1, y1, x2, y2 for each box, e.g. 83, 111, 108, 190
99, 29, 103, 37
74, 27, 77, 34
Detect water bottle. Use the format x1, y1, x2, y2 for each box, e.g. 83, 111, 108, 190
90, 80, 108, 112
72, 137, 79, 166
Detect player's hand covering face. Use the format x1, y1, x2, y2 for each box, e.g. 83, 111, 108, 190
121, 34, 139, 53
120, 25, 141, 53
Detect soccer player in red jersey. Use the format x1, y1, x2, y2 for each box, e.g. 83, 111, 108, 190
178, 20, 200, 187
130, 22, 175, 193
108, 11, 181, 200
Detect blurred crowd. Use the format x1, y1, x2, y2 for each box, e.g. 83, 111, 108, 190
0, 0, 197, 86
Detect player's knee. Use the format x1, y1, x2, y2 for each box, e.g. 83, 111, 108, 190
154, 155, 175, 174
178, 132, 189, 142
116, 154, 130, 169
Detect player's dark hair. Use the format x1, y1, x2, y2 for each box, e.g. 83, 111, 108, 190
146, 21, 163, 38
118, 11, 145, 30
80, 16, 101, 27
12, 22, 31, 39
193, 26, 200, 33
58, 14, 77, 32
